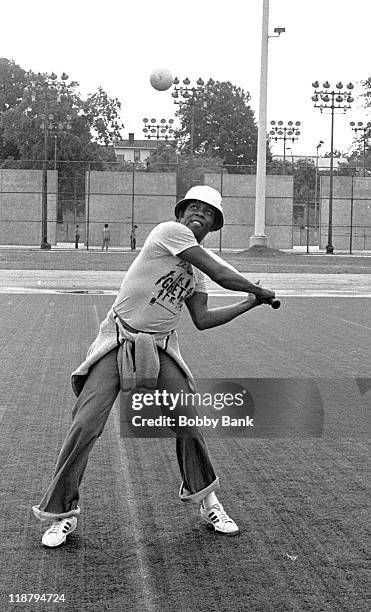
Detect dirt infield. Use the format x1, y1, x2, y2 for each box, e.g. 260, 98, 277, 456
0, 248, 370, 273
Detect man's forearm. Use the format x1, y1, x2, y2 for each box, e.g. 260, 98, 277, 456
215, 269, 264, 296
197, 297, 257, 330
179, 247, 273, 299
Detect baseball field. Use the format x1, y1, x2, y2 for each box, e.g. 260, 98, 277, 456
0, 249, 369, 612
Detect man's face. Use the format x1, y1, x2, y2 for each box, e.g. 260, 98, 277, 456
179, 200, 216, 242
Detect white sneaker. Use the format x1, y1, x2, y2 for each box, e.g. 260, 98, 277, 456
200, 503, 240, 536
41, 517, 78, 548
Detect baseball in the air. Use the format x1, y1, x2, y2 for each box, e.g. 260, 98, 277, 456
149, 68, 174, 91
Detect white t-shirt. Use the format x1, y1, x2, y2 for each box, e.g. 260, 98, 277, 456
112, 221, 208, 333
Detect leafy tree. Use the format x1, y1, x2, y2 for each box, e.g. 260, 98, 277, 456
175, 154, 225, 198
292, 159, 316, 203
0, 58, 29, 158
83, 87, 124, 146
266, 159, 294, 176
323, 149, 344, 158
361, 76, 371, 108
145, 143, 179, 172
174, 80, 259, 169
1, 73, 80, 162
341, 149, 371, 176
0, 62, 125, 221
267, 157, 318, 225
268, 157, 316, 200
0, 58, 28, 112
0, 63, 124, 163
146, 143, 225, 197
341, 77, 371, 173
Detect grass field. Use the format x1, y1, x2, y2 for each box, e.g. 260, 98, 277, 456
0, 289, 369, 612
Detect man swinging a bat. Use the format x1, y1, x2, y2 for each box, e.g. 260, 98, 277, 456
176, 187, 278, 325
33, 185, 276, 547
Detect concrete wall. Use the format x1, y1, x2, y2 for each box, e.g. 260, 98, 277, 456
0, 169, 57, 245
85, 171, 177, 247
0, 169, 296, 249
85, 171, 294, 250
320, 176, 371, 250
3, 169, 370, 251
203, 173, 294, 249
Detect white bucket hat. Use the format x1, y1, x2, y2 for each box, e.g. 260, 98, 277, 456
174, 185, 224, 231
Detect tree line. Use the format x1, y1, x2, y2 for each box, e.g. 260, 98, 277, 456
1, 57, 370, 170
0, 56, 370, 211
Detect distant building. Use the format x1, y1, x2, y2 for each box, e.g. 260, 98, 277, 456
114, 132, 176, 166
114, 133, 157, 165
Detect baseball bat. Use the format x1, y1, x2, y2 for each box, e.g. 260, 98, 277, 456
255, 278, 281, 309
206, 252, 281, 310
267, 297, 281, 309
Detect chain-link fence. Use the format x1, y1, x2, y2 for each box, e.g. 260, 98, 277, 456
0, 158, 370, 251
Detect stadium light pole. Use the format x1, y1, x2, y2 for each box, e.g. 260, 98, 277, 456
171, 77, 213, 160
24, 71, 71, 249
312, 80, 354, 253
52, 116, 72, 170
269, 120, 301, 174
314, 140, 324, 229
142, 118, 175, 157
249, 0, 285, 248
350, 121, 371, 177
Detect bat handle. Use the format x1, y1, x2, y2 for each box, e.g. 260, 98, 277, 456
267, 297, 281, 309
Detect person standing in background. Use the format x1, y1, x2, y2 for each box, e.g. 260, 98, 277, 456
74, 225, 80, 249
102, 224, 111, 251
130, 224, 138, 251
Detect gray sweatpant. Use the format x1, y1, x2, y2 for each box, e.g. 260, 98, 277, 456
35, 347, 219, 518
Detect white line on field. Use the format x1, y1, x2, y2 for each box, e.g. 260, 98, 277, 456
0, 288, 371, 298
322, 315, 371, 331
111, 404, 157, 611
93, 304, 101, 329
208, 292, 371, 298
90, 299, 156, 610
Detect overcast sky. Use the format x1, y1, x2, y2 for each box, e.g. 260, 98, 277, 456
2, 0, 371, 157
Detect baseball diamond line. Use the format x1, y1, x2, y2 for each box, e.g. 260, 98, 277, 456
0, 271, 371, 297
320, 314, 371, 331
91, 304, 157, 612
1, 271, 371, 288
208, 291, 371, 298
110, 407, 158, 612
0, 287, 371, 298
